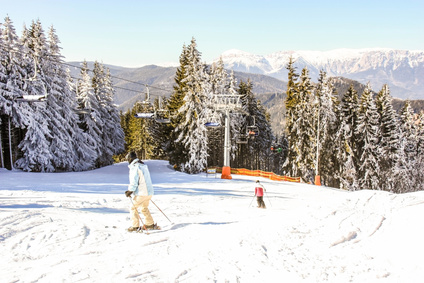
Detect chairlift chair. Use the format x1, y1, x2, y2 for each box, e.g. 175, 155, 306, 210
247, 116, 259, 137
236, 133, 248, 144
74, 108, 91, 115
22, 55, 49, 100
134, 112, 155, 119
134, 88, 155, 119
205, 111, 221, 127
134, 102, 155, 119
205, 121, 220, 127
154, 109, 171, 123
16, 94, 47, 102
154, 97, 171, 123
247, 125, 259, 136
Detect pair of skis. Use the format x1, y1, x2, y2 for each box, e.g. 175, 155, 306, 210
104, 225, 161, 235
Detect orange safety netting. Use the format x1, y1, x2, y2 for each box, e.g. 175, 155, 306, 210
208, 167, 301, 183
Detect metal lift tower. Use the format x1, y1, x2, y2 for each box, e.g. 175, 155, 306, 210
211, 94, 244, 179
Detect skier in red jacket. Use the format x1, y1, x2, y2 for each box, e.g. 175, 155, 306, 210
254, 180, 266, 209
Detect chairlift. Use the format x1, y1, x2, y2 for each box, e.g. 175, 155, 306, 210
154, 97, 171, 124
16, 94, 47, 102
134, 87, 155, 119
236, 133, 248, 144
134, 112, 155, 119
154, 110, 171, 123
247, 116, 259, 137
247, 125, 259, 136
23, 55, 49, 99
205, 111, 221, 127
74, 108, 92, 115
205, 121, 220, 127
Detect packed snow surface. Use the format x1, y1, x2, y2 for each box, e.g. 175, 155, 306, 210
1, 160, 423, 282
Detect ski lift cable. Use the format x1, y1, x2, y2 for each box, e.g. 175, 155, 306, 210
61, 61, 173, 93
68, 75, 164, 97
0, 42, 173, 94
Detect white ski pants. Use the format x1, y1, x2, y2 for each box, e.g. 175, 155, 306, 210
130, 195, 154, 227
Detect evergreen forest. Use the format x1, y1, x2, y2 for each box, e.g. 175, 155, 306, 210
0, 17, 124, 172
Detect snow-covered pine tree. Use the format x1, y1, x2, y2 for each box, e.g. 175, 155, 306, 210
356, 83, 381, 190
67, 74, 96, 171
15, 20, 54, 172
395, 101, 418, 192
176, 37, 209, 174
0, 16, 32, 170
315, 70, 339, 187
336, 84, 360, 190
91, 61, 124, 166
43, 25, 81, 171
91, 61, 111, 166
413, 111, 424, 191
102, 67, 125, 158
375, 84, 400, 191
76, 60, 101, 166
283, 56, 300, 177
209, 57, 228, 94
294, 66, 316, 182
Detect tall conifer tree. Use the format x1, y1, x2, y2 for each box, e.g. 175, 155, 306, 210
15, 20, 54, 172
76, 61, 100, 166
175, 38, 209, 173
0, 16, 31, 169
315, 70, 338, 186
336, 84, 360, 190
375, 84, 399, 191
356, 83, 381, 190
395, 101, 417, 192
295, 67, 316, 182
283, 56, 300, 176
43, 25, 81, 171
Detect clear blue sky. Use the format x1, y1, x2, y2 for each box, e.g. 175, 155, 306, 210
1, 0, 423, 67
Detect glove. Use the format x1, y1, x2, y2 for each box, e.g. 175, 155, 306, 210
125, 190, 133, 197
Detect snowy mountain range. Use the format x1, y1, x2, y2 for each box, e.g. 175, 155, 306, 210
215, 48, 424, 100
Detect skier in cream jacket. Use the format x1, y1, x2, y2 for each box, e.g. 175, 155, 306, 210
125, 151, 158, 231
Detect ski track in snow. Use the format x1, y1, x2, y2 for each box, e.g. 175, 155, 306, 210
1, 160, 424, 282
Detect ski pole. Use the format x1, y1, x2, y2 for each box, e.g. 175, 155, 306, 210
249, 194, 256, 208
151, 200, 172, 223
130, 197, 148, 234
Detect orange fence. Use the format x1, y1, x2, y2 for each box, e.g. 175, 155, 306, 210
210, 167, 301, 183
